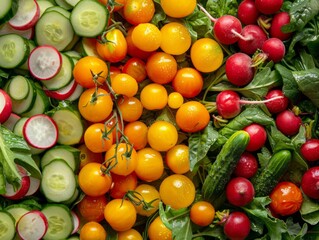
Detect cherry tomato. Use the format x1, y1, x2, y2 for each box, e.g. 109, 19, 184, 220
78, 87, 113, 123
84, 123, 113, 153
105, 142, 138, 176
110, 172, 138, 199
159, 174, 195, 209
78, 144, 104, 170
140, 83, 168, 110
98, 0, 126, 12
269, 181, 303, 216
131, 23, 162, 52
122, 57, 147, 83
104, 198, 137, 232
78, 163, 112, 197
135, 147, 164, 182
123, 0, 155, 25
190, 201, 215, 227
176, 101, 210, 133
104, 112, 123, 142
147, 216, 172, 240
165, 144, 190, 174
79, 221, 107, 240
96, 28, 127, 63
172, 67, 203, 98
167, 92, 184, 109
126, 27, 153, 60
133, 184, 160, 216
111, 73, 138, 97
117, 96, 143, 122
160, 22, 191, 55
73, 56, 108, 88
160, 0, 196, 18
147, 120, 178, 152
124, 121, 148, 150
77, 195, 108, 222
146, 52, 177, 85
118, 228, 143, 240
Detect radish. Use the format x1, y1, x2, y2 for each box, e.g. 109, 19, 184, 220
223, 211, 251, 240
238, 24, 268, 55
216, 90, 285, 119
23, 114, 58, 149
226, 177, 255, 207
25, 176, 41, 196
3, 113, 21, 131
71, 211, 80, 235
234, 152, 259, 179
28, 45, 62, 80
255, 0, 283, 15
270, 12, 293, 41
275, 110, 302, 136
301, 166, 319, 200
0, 22, 34, 39
237, 0, 261, 25
9, 0, 40, 30
264, 89, 289, 114
243, 123, 267, 152
300, 139, 319, 162
0, 89, 13, 123
43, 79, 78, 100
16, 210, 48, 240
262, 37, 285, 63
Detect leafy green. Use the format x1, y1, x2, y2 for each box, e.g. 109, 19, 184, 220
205, 0, 238, 18
300, 193, 319, 225
275, 64, 300, 101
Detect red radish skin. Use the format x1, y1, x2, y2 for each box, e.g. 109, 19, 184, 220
301, 167, 319, 200
270, 12, 293, 41
226, 177, 255, 207
275, 110, 302, 136
17, 210, 48, 240
234, 152, 259, 178
237, 0, 261, 25
255, 0, 283, 15
225, 52, 254, 86
300, 139, 319, 162
224, 212, 251, 240
0, 89, 13, 123
243, 123, 267, 152
238, 25, 268, 55
265, 89, 289, 114
262, 38, 286, 63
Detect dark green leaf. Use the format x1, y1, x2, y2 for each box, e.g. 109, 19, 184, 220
192, 225, 226, 239
300, 193, 319, 225
184, 8, 212, 41
283, 217, 308, 240
275, 64, 300, 101
267, 126, 294, 152
205, 0, 238, 18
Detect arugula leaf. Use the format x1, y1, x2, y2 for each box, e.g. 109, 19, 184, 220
205, 0, 238, 18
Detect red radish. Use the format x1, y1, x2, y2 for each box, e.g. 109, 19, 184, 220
17, 210, 48, 240
237, 0, 261, 25
301, 167, 319, 200
23, 114, 58, 149
243, 123, 267, 152
43, 79, 78, 100
226, 177, 255, 207
234, 152, 259, 178
270, 12, 293, 41
28, 45, 62, 80
0, 22, 34, 39
300, 139, 319, 162
238, 25, 268, 55
9, 0, 40, 30
225, 53, 254, 86
216, 90, 285, 119
0, 89, 13, 123
275, 110, 302, 136
255, 0, 283, 15
25, 176, 41, 196
224, 211, 251, 240
265, 89, 289, 114
71, 211, 80, 235
262, 38, 285, 63
3, 113, 21, 131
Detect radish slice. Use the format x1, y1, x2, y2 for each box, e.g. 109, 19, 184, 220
0, 22, 34, 39
3, 113, 21, 131
23, 114, 58, 149
71, 211, 80, 235
9, 0, 40, 30
17, 210, 48, 240
0, 89, 12, 123
28, 45, 62, 80
43, 79, 78, 100
25, 176, 41, 196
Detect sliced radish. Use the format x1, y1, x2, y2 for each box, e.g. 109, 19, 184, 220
23, 114, 58, 149
71, 210, 80, 235
17, 210, 48, 240
25, 176, 41, 196
65, 82, 84, 102
44, 79, 78, 100
28, 45, 62, 80
0, 22, 34, 39
0, 89, 12, 123
9, 0, 40, 30
3, 113, 21, 131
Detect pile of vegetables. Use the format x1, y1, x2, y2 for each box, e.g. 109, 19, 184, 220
1, 0, 319, 239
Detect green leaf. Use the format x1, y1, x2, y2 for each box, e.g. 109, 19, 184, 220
275, 64, 300, 101
267, 126, 294, 152
282, 217, 308, 240
205, 0, 238, 18
184, 8, 212, 41
300, 193, 319, 225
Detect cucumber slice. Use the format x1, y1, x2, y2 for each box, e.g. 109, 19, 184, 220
0, 33, 30, 69
45, 6, 71, 18
37, 0, 55, 16
70, 0, 108, 37
41, 159, 77, 202
5, 204, 32, 226
54, 0, 73, 10
11, 79, 37, 115
0, 210, 16, 240
41, 204, 74, 240
13, 116, 29, 136
81, 37, 100, 57
35, 10, 74, 51
6, 75, 30, 101
0, 0, 13, 20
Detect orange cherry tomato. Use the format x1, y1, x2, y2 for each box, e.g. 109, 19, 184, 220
78, 144, 104, 170
77, 195, 108, 222
124, 121, 148, 150
118, 228, 143, 240
166, 144, 190, 174
110, 172, 138, 199
133, 184, 160, 216
140, 83, 168, 110
111, 73, 139, 97
123, 0, 155, 25
84, 123, 113, 153
131, 23, 162, 52
148, 216, 172, 240
126, 27, 153, 60
160, 0, 196, 18
122, 57, 147, 83
190, 201, 215, 227
117, 96, 143, 122
79, 221, 107, 240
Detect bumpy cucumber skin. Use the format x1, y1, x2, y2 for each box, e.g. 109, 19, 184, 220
202, 130, 250, 201
252, 150, 292, 197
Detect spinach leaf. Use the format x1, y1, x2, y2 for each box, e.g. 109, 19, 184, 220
275, 64, 300, 101
184, 8, 212, 41
205, 0, 238, 18
300, 193, 319, 225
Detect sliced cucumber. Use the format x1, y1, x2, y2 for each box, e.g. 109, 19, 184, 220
41, 159, 77, 203
11, 79, 37, 115
55, 0, 73, 10
81, 37, 100, 57
0, 210, 16, 240
65, 0, 81, 7
63, 50, 82, 60
0, 33, 30, 69
13, 117, 29, 136
70, 0, 108, 37
5, 204, 32, 226
0, 0, 13, 20
35, 10, 74, 51
5, 75, 30, 101
41, 144, 80, 172
41, 204, 74, 240
45, 5, 71, 18
37, 0, 55, 16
